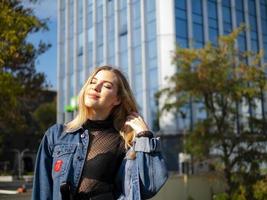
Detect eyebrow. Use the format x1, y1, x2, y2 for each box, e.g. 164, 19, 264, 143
92, 77, 114, 85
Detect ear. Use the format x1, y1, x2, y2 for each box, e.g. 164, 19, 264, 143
113, 97, 121, 106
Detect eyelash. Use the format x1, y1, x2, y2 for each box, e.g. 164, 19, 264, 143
90, 81, 111, 89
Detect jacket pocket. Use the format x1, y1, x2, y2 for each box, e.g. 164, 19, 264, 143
52, 144, 77, 179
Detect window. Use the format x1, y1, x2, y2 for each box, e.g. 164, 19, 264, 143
146, 21, 156, 40
134, 73, 142, 93
209, 18, 218, 29
148, 57, 157, 70
147, 40, 156, 59
60, 43, 65, 76
69, 39, 74, 74
192, 0, 202, 15
107, 1, 115, 60
133, 28, 141, 47
248, 0, 258, 52
78, 32, 83, 56
135, 92, 143, 113
236, 11, 245, 26
209, 28, 218, 44
222, 0, 230, 7
60, 0, 65, 10
175, 0, 188, 45
208, 1, 217, 18
176, 9, 187, 19
78, 54, 83, 70
78, 70, 84, 90
96, 45, 103, 66
238, 36, 246, 52
133, 46, 141, 65
176, 19, 187, 38
96, 2, 103, 65
223, 7, 231, 23
132, 1, 141, 28
119, 35, 127, 52
148, 68, 158, 88
177, 38, 188, 48
119, 51, 128, 70
193, 24, 204, 43
222, 0, 232, 34
191, 0, 203, 46
248, 0, 256, 15
119, 7, 127, 35
70, 73, 74, 97
192, 14, 203, 24
149, 88, 159, 131
176, 0, 186, 10
251, 40, 258, 52
261, 0, 267, 61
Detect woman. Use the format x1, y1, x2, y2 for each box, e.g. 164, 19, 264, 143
32, 65, 168, 200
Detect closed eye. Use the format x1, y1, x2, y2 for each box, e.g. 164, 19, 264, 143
104, 85, 112, 89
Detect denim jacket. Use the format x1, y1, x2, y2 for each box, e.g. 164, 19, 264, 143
31, 124, 168, 200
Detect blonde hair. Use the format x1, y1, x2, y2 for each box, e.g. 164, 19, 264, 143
65, 65, 138, 148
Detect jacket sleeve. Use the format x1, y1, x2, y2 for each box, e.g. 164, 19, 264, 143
32, 128, 54, 200
134, 135, 168, 199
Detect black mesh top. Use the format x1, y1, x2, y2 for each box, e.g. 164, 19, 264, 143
74, 116, 126, 199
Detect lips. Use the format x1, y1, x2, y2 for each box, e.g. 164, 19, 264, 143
87, 94, 100, 100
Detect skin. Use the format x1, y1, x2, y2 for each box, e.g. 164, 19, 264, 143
84, 70, 149, 134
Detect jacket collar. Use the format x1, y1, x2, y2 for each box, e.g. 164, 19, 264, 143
63, 124, 85, 134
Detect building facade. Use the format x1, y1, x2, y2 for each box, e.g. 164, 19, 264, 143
57, 0, 267, 170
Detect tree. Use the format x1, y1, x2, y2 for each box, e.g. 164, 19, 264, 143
33, 99, 56, 137
157, 26, 267, 200
0, 0, 51, 153
253, 177, 267, 200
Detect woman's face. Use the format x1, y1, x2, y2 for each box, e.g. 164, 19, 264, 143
84, 70, 121, 112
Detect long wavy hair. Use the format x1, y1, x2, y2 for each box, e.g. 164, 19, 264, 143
65, 65, 138, 148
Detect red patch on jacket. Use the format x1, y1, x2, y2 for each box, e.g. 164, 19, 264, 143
54, 160, 63, 172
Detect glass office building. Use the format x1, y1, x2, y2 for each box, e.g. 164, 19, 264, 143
57, 0, 160, 130
57, 0, 267, 170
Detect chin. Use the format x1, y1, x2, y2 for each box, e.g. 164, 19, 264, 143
84, 99, 95, 107
85, 101, 103, 110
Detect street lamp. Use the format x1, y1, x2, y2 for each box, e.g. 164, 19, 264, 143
179, 111, 190, 199
11, 148, 29, 179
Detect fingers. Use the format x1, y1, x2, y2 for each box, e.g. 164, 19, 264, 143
126, 115, 143, 125
131, 112, 139, 117
124, 112, 149, 134
127, 112, 143, 120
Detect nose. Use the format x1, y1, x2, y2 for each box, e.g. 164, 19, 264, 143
92, 83, 101, 92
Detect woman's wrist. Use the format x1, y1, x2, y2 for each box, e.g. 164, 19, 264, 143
136, 130, 153, 138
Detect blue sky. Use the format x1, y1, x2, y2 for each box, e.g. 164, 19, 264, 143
24, 0, 57, 90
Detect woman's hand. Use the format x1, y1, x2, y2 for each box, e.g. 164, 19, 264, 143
124, 112, 149, 136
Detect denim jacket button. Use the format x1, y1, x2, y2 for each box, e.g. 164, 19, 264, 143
81, 134, 85, 138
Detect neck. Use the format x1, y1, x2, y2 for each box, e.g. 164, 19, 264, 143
88, 109, 111, 120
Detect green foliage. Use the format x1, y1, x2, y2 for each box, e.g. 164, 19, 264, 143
0, 0, 51, 153
213, 193, 229, 200
33, 99, 56, 136
232, 185, 247, 200
157, 26, 267, 199
253, 178, 267, 200
213, 179, 267, 200
0, 0, 49, 68
0, 72, 24, 155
